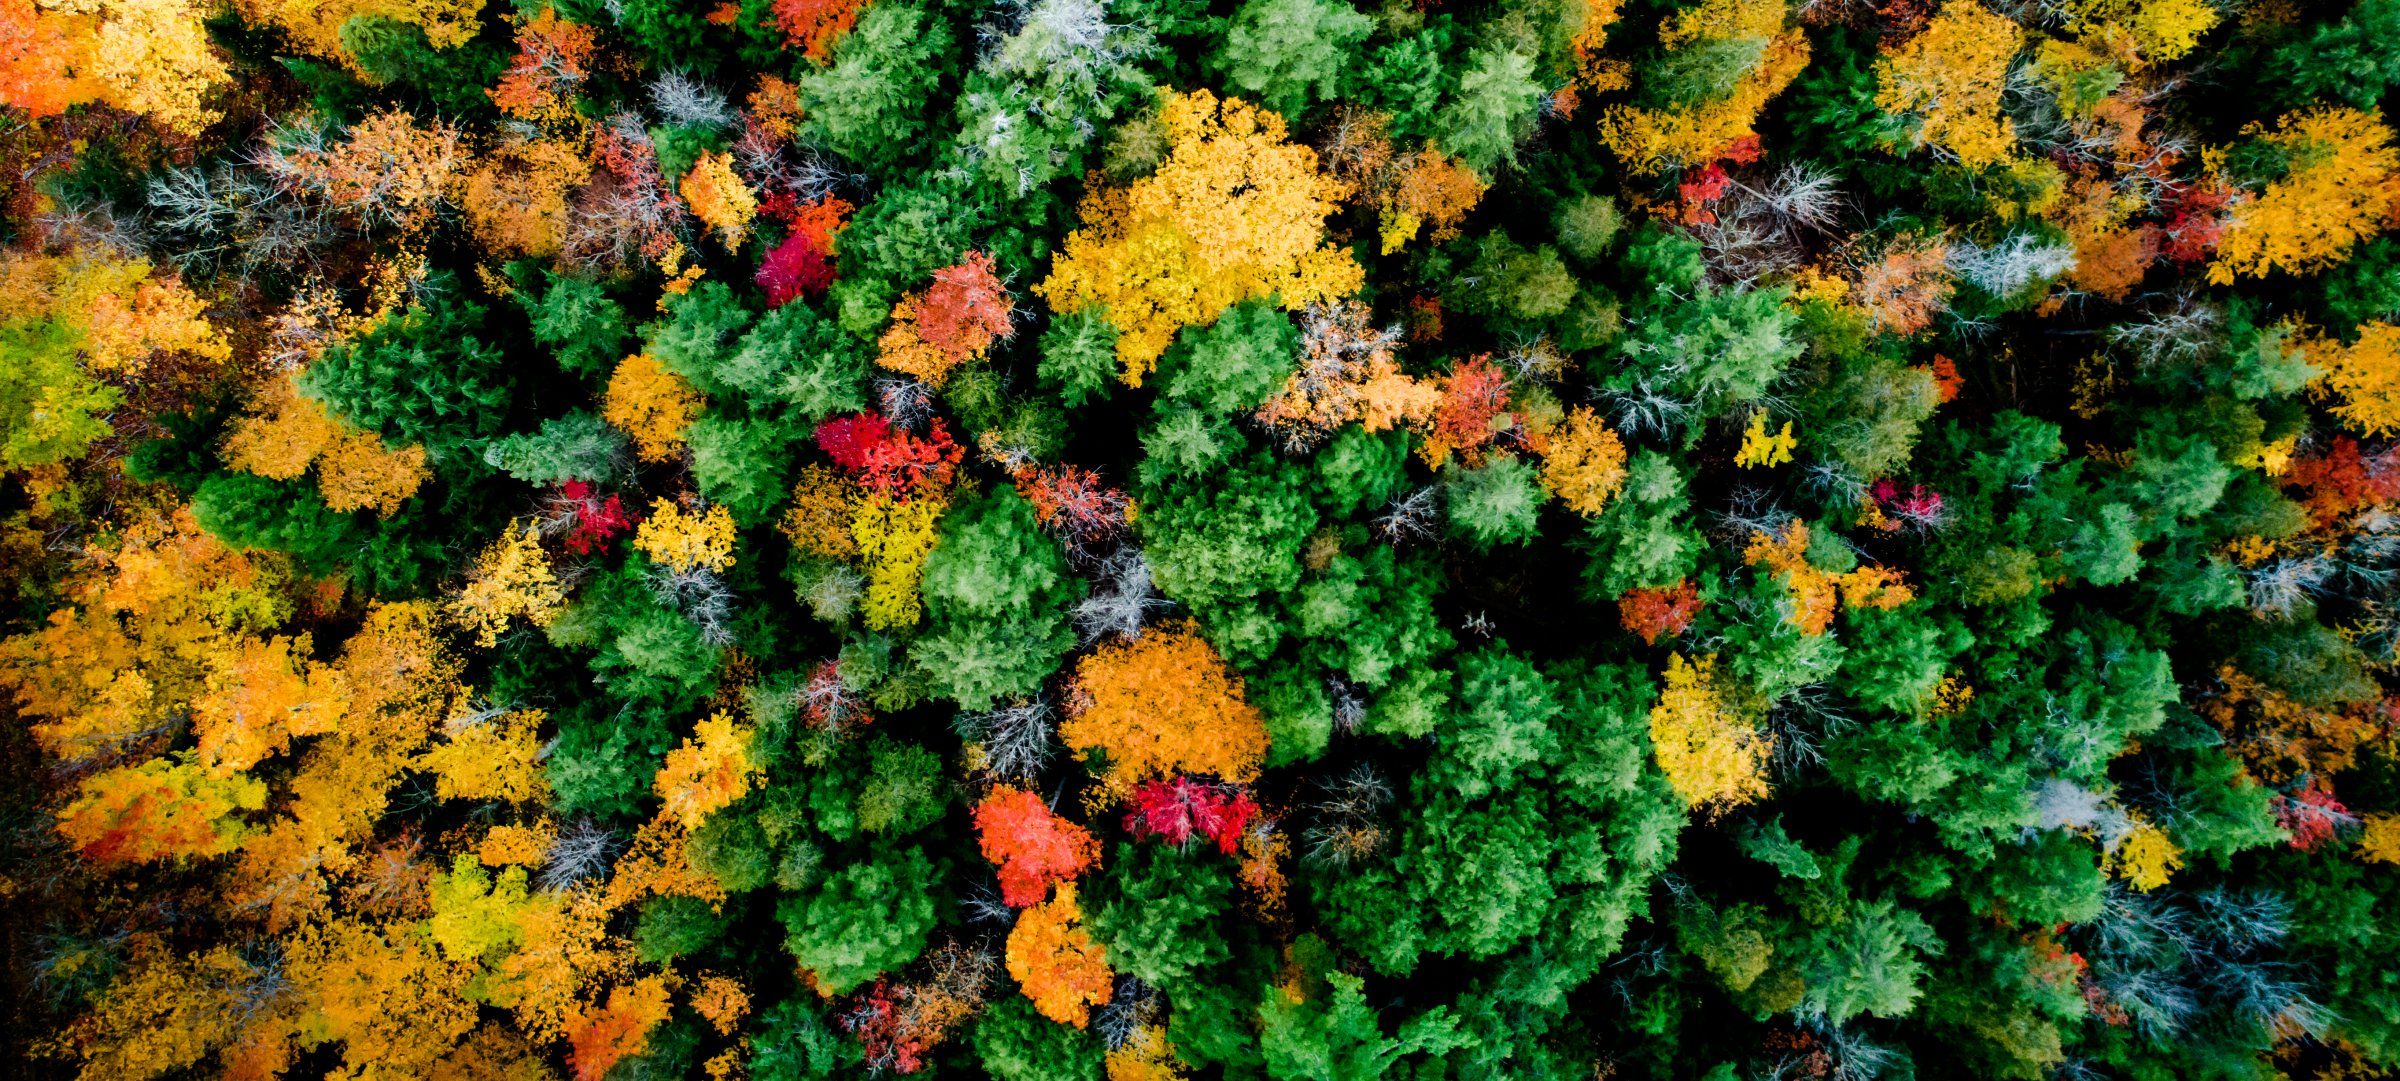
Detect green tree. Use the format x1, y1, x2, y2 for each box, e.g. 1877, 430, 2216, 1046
911, 487, 1083, 708
778, 848, 942, 994
1214, 0, 1374, 120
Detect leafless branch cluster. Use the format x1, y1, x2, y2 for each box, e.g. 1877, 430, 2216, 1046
1301, 764, 1393, 868
1074, 547, 1170, 642
646, 563, 737, 645
540, 818, 625, 891
1693, 165, 1847, 286
1372, 486, 1441, 545
648, 70, 735, 128
955, 697, 1058, 782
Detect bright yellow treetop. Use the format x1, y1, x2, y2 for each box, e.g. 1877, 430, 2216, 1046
1037, 89, 1365, 386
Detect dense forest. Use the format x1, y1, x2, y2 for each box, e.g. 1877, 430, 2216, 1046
5, 0, 2400, 1077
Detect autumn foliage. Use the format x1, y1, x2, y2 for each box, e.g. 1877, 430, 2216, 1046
975, 785, 1101, 906
1061, 622, 1272, 787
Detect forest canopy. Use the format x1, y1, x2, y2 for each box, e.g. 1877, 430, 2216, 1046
6, 0, 2400, 1079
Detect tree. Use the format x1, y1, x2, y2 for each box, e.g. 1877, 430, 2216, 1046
1158, 302, 1301, 415
1060, 622, 1273, 787
0, 0, 80, 119
566, 977, 675, 1081
2211, 107, 2400, 284
451, 521, 569, 647
912, 487, 1082, 708
1213, 0, 1374, 121
975, 998, 1106, 1081
301, 282, 512, 458
2310, 321, 2400, 436
1255, 301, 1439, 451
878, 252, 1016, 387
1444, 455, 1548, 549
55, 755, 267, 864
1258, 970, 1465, 1081
1437, 43, 1545, 175
1005, 882, 1115, 1026
1530, 407, 1630, 524
420, 708, 550, 803
1036, 88, 1365, 385
73, 0, 230, 134
463, 137, 590, 258
778, 848, 941, 993
1646, 653, 1770, 811
976, 786, 1101, 906
1599, 0, 1811, 174
798, 0, 955, 172
1088, 841, 1232, 989
192, 634, 348, 772
654, 711, 759, 828
1873, 1, 2024, 168
633, 499, 737, 574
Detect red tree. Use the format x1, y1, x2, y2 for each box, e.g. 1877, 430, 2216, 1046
973, 787, 1099, 907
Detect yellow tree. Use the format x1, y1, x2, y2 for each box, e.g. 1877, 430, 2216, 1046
420, 708, 552, 803
1036, 89, 1365, 385
1874, 1, 2025, 169
634, 499, 737, 574
272, 109, 465, 231
1598, 0, 1810, 174
2063, 0, 2217, 68
679, 150, 758, 248
0, 507, 294, 766
654, 712, 759, 828
603, 353, 707, 462
28, 0, 232, 134
852, 491, 946, 631
2210, 108, 2400, 284
1647, 653, 1771, 811
451, 520, 569, 646
228, 601, 462, 930
1539, 406, 1628, 516
191, 634, 351, 773
225, 373, 430, 517
463, 134, 592, 259
286, 916, 480, 1075
54, 755, 268, 864
2309, 322, 2400, 437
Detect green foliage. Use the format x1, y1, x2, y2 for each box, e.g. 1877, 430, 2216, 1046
521, 272, 633, 380
33, 11, 2400, 1081
1158, 301, 1299, 415
751, 998, 858, 1081
1038, 307, 1121, 407
1443, 454, 1547, 548
484, 412, 627, 486
0, 318, 118, 469
1259, 968, 1467, 1081
1213, 0, 1374, 120
855, 737, 947, 834
1436, 43, 1544, 174
911, 487, 1083, 708
337, 15, 507, 116
300, 281, 514, 458
1577, 451, 1700, 596
1090, 842, 1233, 991
777, 847, 942, 994
634, 894, 731, 962
1451, 232, 1579, 322
975, 998, 1105, 1081
799, 0, 957, 173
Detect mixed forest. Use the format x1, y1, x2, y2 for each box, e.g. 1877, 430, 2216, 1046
7, 0, 2400, 1077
